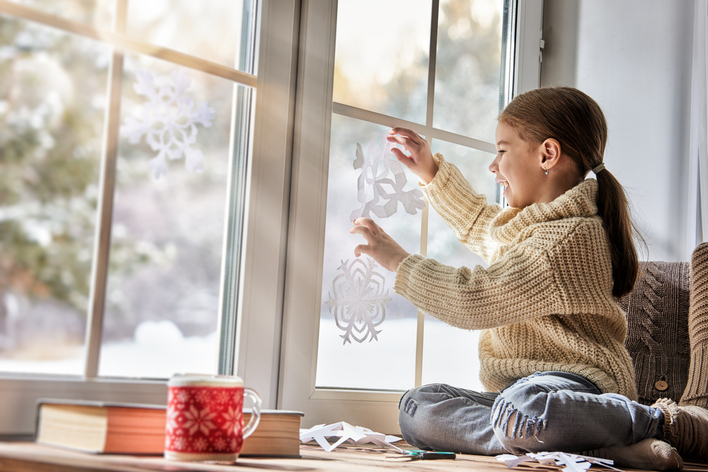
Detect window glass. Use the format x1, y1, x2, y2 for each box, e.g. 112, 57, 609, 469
333, 0, 432, 124
127, 1, 246, 69
99, 55, 237, 378
315, 114, 421, 390
433, 0, 503, 142
0, 17, 109, 374
421, 142, 495, 390
6, 0, 113, 30
317, 0, 505, 393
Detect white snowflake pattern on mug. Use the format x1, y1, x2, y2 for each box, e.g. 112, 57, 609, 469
166, 408, 181, 434
172, 436, 188, 451
214, 389, 231, 404
195, 389, 212, 404
213, 435, 228, 452
182, 405, 217, 436
176, 389, 191, 404
192, 437, 209, 452
221, 406, 241, 434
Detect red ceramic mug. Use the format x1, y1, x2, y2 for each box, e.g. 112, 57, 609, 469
164, 374, 261, 462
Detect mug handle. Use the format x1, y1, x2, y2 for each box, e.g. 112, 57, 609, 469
242, 388, 262, 439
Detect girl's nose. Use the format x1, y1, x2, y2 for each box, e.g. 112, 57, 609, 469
489, 155, 499, 173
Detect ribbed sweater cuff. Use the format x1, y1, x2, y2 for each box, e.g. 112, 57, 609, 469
680, 344, 708, 408
424, 154, 483, 201
394, 254, 425, 300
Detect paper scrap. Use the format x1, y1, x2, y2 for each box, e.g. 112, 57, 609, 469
300, 421, 402, 452
497, 451, 622, 472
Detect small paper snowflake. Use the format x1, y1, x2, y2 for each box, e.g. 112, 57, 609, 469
350, 134, 425, 221
326, 257, 392, 344
121, 69, 215, 179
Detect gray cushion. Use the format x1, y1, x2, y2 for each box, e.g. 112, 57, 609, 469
619, 261, 691, 405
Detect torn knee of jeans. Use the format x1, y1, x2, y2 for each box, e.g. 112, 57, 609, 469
402, 397, 417, 416
492, 400, 546, 441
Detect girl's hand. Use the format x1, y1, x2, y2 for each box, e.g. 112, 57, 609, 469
387, 127, 438, 184
350, 218, 410, 272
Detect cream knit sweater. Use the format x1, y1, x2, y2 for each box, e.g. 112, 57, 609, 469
395, 155, 638, 400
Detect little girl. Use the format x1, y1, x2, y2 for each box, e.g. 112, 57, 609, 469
351, 87, 708, 471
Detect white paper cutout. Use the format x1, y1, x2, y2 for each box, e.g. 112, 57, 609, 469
326, 257, 392, 344
497, 452, 622, 472
121, 69, 216, 179
300, 422, 403, 452
350, 134, 425, 222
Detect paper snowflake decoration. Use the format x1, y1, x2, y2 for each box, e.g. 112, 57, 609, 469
121, 69, 216, 179
326, 258, 392, 344
497, 451, 616, 472
350, 135, 425, 221
300, 422, 402, 452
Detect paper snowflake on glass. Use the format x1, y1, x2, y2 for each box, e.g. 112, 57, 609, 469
121, 69, 216, 179
350, 135, 426, 221
326, 258, 392, 344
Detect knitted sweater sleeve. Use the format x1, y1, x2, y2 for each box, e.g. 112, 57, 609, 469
394, 244, 561, 330
423, 154, 501, 264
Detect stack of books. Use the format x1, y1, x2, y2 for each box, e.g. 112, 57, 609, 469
35, 399, 304, 457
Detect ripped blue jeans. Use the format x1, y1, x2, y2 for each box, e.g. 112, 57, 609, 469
398, 372, 664, 455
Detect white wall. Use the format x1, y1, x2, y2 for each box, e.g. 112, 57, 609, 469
542, 0, 695, 262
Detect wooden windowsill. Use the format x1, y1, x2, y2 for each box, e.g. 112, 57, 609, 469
0, 441, 704, 472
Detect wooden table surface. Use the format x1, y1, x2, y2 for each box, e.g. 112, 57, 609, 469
0, 441, 704, 472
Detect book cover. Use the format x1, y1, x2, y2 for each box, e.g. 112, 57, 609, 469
35, 399, 167, 454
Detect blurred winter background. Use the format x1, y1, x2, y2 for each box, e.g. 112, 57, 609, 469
0, 0, 501, 391
0, 0, 244, 378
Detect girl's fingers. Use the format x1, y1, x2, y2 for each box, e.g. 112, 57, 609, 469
352, 217, 377, 232
386, 134, 417, 151
353, 244, 369, 258
389, 127, 421, 143
350, 218, 379, 241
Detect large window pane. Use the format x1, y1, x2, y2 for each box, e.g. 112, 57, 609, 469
7, 0, 113, 30
0, 17, 109, 374
127, 1, 246, 70
333, 0, 432, 124
316, 115, 422, 390
421, 141, 495, 390
99, 55, 238, 378
433, 0, 503, 142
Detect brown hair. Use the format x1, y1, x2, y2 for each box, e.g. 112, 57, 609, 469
498, 87, 639, 298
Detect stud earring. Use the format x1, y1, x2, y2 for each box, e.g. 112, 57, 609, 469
544, 168, 549, 175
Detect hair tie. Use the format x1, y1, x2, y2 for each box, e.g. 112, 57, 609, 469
592, 163, 606, 174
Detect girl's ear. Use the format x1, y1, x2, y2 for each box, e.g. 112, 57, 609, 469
540, 138, 562, 170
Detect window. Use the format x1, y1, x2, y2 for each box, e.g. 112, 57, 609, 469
0, 0, 542, 436
279, 0, 542, 433
0, 0, 271, 434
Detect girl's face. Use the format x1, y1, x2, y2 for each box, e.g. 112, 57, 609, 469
490, 121, 547, 209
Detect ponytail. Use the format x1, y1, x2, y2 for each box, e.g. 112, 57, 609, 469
595, 169, 639, 298
500, 87, 641, 297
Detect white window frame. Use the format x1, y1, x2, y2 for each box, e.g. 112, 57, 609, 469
275, 0, 543, 434
0, 0, 300, 435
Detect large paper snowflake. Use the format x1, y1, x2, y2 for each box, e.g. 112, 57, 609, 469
326, 258, 392, 344
350, 135, 426, 221
121, 69, 216, 179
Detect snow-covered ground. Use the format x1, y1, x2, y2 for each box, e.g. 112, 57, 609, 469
0, 320, 218, 378
0, 318, 483, 393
